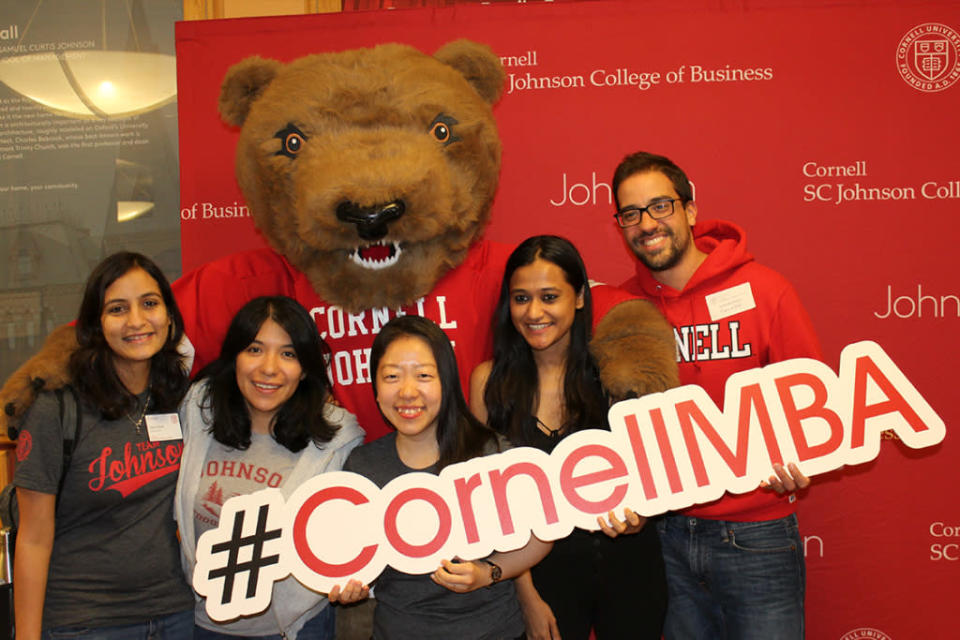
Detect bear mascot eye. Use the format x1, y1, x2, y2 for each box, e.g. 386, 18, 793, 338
431, 122, 449, 142
274, 123, 308, 158
428, 114, 460, 146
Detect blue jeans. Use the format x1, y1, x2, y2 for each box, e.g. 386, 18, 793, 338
193, 604, 335, 640
656, 513, 805, 640
42, 609, 194, 639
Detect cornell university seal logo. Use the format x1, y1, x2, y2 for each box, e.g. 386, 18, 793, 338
896, 23, 960, 92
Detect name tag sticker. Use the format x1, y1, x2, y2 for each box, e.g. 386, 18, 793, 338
705, 282, 756, 321
146, 413, 183, 442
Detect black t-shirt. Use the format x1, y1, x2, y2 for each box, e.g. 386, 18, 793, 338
343, 433, 524, 640
13, 389, 194, 630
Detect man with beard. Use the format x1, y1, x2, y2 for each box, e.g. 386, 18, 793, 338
611, 151, 819, 640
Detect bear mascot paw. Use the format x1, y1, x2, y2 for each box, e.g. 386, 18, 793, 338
2, 324, 77, 437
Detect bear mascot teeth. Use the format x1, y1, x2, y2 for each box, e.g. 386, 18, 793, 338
0, 39, 677, 443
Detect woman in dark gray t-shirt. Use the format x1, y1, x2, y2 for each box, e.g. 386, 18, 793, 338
336, 315, 552, 640
13, 252, 194, 639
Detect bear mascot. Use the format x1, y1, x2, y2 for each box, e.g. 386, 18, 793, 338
1, 39, 677, 441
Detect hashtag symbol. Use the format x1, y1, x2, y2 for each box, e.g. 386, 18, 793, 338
207, 504, 282, 605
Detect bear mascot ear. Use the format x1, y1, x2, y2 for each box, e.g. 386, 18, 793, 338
218, 56, 283, 127
433, 39, 505, 105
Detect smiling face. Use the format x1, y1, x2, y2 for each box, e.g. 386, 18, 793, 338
235, 318, 304, 434
375, 334, 443, 444
616, 170, 698, 276
101, 267, 171, 378
509, 257, 584, 357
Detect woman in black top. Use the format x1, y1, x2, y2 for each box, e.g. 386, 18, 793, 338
470, 235, 668, 640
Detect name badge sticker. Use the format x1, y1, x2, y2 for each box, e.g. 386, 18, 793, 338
145, 413, 184, 442
705, 282, 756, 321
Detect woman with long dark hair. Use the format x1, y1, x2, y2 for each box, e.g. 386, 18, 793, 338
175, 296, 364, 639
470, 235, 669, 640
13, 251, 194, 639
338, 315, 551, 640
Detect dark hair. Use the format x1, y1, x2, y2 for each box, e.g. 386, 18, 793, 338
484, 235, 608, 444
197, 296, 337, 452
371, 315, 497, 471
69, 251, 187, 419
611, 151, 693, 210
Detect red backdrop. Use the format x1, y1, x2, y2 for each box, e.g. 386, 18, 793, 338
176, 2, 959, 638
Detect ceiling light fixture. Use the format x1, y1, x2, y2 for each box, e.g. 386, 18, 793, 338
0, 0, 177, 120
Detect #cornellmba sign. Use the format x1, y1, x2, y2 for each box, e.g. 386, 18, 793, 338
194, 341, 944, 621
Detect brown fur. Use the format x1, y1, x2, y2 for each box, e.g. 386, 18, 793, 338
0, 325, 77, 437
590, 299, 680, 401
218, 56, 282, 127
221, 40, 504, 313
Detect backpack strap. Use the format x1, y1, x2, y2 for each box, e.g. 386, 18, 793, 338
54, 386, 82, 508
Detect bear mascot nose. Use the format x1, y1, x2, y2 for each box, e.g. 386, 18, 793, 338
336, 200, 406, 240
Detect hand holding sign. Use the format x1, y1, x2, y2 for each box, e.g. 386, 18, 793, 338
431, 559, 493, 593
597, 508, 647, 538
761, 462, 811, 494
327, 579, 369, 604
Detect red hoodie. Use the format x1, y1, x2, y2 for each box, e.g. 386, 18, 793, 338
621, 219, 822, 522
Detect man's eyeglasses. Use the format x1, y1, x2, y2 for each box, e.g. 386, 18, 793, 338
614, 199, 681, 228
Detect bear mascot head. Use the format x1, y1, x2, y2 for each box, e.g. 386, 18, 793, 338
219, 40, 504, 313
